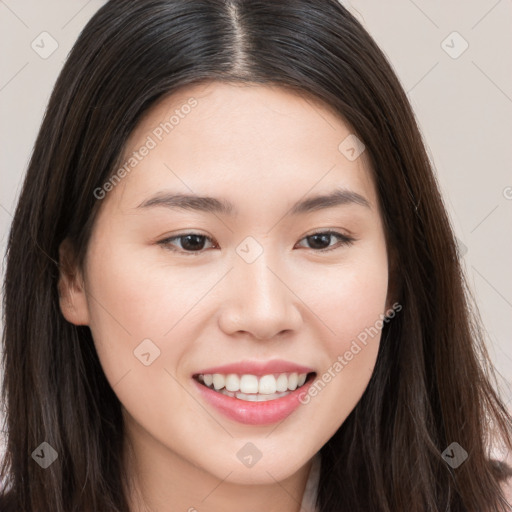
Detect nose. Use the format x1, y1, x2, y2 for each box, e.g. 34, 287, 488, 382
217, 251, 303, 341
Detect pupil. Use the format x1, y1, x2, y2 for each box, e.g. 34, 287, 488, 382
182, 235, 205, 251
309, 234, 330, 249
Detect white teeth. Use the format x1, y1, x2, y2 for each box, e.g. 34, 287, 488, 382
225, 374, 240, 392
288, 372, 298, 390
259, 374, 277, 394
212, 373, 225, 390
219, 389, 290, 401
276, 374, 288, 392
240, 374, 259, 394
198, 372, 310, 395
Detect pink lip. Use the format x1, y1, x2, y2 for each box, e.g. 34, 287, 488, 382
193, 359, 314, 377
192, 374, 315, 425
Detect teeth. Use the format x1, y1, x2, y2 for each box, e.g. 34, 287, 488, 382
218, 389, 291, 401
212, 374, 225, 390
225, 374, 240, 392
199, 372, 310, 395
240, 374, 259, 393
276, 374, 288, 392
258, 374, 277, 394
288, 372, 298, 390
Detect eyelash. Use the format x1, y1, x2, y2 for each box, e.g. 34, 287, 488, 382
156, 230, 356, 256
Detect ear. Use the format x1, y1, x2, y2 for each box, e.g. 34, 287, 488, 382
57, 238, 90, 325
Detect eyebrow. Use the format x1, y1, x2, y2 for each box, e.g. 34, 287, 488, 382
135, 188, 371, 216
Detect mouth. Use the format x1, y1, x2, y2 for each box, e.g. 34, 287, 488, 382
193, 371, 317, 402
191, 360, 317, 424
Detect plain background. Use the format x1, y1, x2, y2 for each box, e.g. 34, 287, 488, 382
0, 0, 511, 459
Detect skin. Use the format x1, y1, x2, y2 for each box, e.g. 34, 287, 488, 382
58, 81, 393, 512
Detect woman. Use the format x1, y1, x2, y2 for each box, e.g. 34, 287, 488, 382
1, 1, 511, 511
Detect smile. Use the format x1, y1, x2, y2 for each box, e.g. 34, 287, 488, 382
192, 360, 317, 425
194, 372, 311, 401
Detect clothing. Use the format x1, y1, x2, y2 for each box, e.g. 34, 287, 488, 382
300, 452, 321, 512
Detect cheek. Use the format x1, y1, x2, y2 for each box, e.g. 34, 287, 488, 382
329, 268, 388, 344
83, 239, 226, 394
294, 247, 388, 431
83, 247, 197, 426
297, 243, 389, 348
82, 240, 172, 384
84, 239, 199, 339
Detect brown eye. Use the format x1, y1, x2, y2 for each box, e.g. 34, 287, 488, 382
157, 233, 216, 255
296, 231, 355, 252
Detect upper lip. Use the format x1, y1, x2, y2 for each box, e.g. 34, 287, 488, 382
193, 359, 315, 377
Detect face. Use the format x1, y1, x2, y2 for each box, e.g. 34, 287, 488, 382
59, 81, 392, 485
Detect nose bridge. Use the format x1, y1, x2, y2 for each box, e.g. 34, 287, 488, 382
220, 237, 301, 339
237, 242, 285, 312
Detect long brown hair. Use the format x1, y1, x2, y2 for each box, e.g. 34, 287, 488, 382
1, 1, 511, 510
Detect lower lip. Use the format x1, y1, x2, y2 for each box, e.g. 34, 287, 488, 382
192, 375, 315, 425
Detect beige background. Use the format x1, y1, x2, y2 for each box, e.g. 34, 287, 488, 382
1, 0, 511, 457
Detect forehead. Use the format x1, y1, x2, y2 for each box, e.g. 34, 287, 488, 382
107, 81, 378, 213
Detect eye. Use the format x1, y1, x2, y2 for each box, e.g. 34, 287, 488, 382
295, 230, 356, 252
157, 232, 216, 255
157, 230, 355, 256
